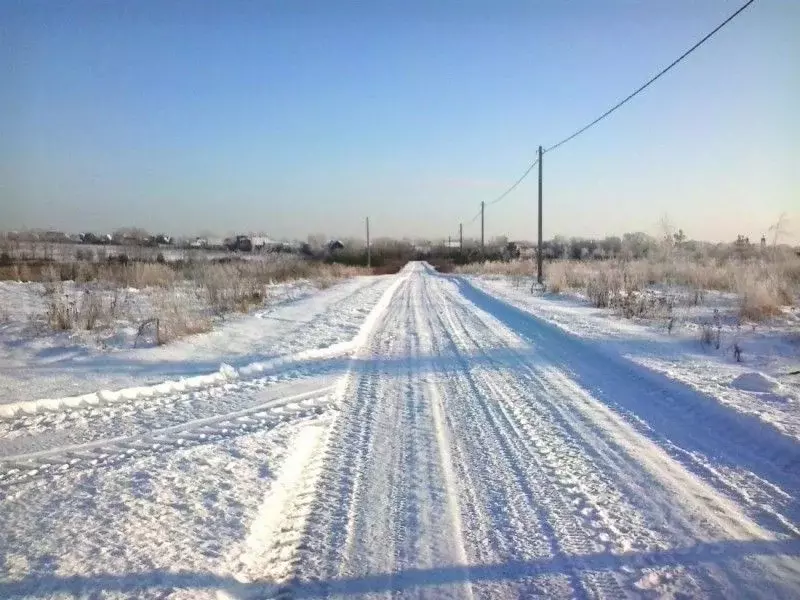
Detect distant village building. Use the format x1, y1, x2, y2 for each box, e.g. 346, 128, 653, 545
80, 233, 111, 245
327, 239, 345, 252
42, 231, 70, 243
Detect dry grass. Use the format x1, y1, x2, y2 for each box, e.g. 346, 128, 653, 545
736, 274, 793, 322
43, 284, 119, 331
454, 260, 537, 278
460, 255, 799, 322
0, 260, 177, 288
16, 255, 369, 341
151, 291, 212, 344
194, 258, 368, 314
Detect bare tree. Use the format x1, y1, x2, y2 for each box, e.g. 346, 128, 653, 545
768, 213, 791, 247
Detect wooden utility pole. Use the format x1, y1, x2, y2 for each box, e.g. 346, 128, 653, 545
537, 145, 543, 284
459, 223, 463, 253
366, 217, 371, 269
480, 201, 485, 253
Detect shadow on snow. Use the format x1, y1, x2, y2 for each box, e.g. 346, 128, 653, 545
450, 275, 800, 530
1, 538, 798, 598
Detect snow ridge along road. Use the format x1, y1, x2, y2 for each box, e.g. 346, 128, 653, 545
2, 264, 799, 599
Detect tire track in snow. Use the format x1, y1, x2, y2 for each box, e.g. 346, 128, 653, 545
422, 280, 592, 599
435, 273, 799, 597
457, 277, 800, 536
281, 267, 478, 598
0, 277, 391, 427
223, 264, 798, 599
429, 278, 674, 597
222, 267, 413, 595
286, 275, 414, 591
0, 276, 401, 472
0, 386, 334, 489
220, 423, 331, 600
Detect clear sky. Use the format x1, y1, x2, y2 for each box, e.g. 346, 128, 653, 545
1, 1, 797, 243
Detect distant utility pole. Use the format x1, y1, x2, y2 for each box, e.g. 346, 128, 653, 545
459, 223, 463, 253
366, 217, 371, 269
480, 201, 485, 253
537, 145, 543, 285
448, 236, 451, 250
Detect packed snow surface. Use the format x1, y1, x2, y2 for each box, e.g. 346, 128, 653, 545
1, 264, 799, 599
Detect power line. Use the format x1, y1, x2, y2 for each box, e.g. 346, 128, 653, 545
486, 158, 540, 206
467, 206, 482, 224
544, 0, 756, 154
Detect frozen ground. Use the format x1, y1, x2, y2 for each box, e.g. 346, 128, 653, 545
1, 264, 798, 599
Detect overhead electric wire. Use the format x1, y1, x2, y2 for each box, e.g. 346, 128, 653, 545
486, 158, 539, 206
459, 0, 755, 236
544, 0, 756, 154
468, 206, 482, 224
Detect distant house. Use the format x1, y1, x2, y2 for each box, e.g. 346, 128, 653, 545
42, 231, 70, 243
112, 233, 139, 246
224, 235, 252, 252
237, 236, 253, 252
189, 237, 208, 249
80, 232, 108, 245
327, 240, 345, 252
250, 236, 269, 251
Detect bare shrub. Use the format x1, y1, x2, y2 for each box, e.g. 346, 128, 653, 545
81, 290, 104, 330
135, 318, 160, 347
545, 262, 567, 294
46, 291, 77, 330
108, 287, 129, 320
586, 273, 612, 308
196, 264, 261, 314
152, 291, 212, 344
738, 279, 785, 321
102, 262, 176, 288
463, 254, 799, 321
700, 324, 715, 346
194, 258, 366, 314
44, 285, 111, 331
75, 248, 94, 262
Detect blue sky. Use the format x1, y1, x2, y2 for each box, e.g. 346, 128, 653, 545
1, 1, 797, 242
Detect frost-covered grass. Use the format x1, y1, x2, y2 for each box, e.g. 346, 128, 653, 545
0, 256, 369, 344
194, 261, 365, 314
456, 254, 800, 323
467, 274, 800, 443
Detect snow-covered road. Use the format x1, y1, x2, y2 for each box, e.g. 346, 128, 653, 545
2, 263, 799, 599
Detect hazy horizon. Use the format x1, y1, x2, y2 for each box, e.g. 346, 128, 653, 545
2, 1, 798, 244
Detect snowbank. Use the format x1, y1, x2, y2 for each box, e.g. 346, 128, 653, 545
0, 270, 408, 420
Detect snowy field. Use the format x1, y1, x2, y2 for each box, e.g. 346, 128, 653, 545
1, 263, 798, 598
